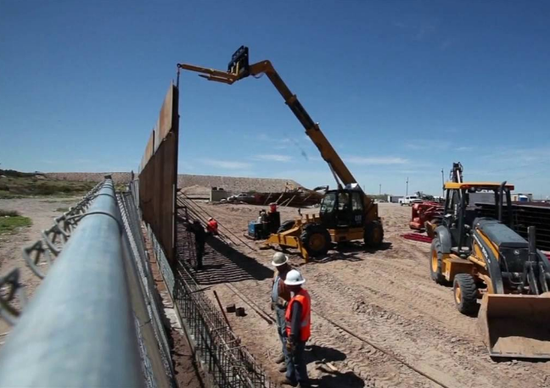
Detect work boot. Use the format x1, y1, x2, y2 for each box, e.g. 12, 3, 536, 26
278, 364, 287, 373
274, 354, 285, 364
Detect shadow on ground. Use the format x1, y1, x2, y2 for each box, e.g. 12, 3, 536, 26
305, 345, 346, 365
191, 235, 273, 285
309, 372, 365, 388
364, 241, 392, 253
302, 345, 364, 387
308, 241, 393, 264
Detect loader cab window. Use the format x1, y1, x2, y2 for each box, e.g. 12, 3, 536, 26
336, 192, 351, 227
320, 192, 336, 214
320, 191, 338, 228
337, 192, 349, 211
351, 192, 364, 226
351, 192, 363, 212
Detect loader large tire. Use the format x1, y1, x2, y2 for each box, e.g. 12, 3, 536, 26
453, 274, 478, 316
364, 220, 384, 248
430, 237, 447, 285
300, 224, 331, 258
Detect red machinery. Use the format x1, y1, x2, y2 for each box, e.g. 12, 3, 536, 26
409, 201, 444, 235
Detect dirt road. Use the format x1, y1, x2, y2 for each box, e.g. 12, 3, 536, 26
188, 202, 550, 388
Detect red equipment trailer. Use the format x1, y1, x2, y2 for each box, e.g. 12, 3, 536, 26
409, 201, 444, 236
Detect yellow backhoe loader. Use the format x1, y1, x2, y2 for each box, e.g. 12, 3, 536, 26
430, 163, 550, 359
178, 46, 384, 262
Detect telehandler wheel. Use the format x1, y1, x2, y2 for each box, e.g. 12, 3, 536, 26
300, 224, 331, 257
364, 220, 384, 248
453, 274, 479, 316
277, 220, 296, 233
429, 237, 448, 285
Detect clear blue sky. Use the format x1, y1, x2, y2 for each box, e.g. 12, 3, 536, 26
1, 0, 549, 197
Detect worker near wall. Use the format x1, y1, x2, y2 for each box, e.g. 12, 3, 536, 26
206, 217, 219, 236
270, 252, 292, 373
187, 219, 206, 270
281, 269, 311, 387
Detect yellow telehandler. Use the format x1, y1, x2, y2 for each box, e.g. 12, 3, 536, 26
178, 46, 384, 261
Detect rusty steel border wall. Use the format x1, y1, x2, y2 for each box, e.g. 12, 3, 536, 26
138, 83, 179, 267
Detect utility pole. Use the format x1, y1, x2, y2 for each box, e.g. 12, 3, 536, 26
379, 184, 381, 196
406, 177, 409, 196
441, 169, 445, 198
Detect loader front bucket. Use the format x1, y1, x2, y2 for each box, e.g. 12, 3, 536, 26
478, 293, 550, 359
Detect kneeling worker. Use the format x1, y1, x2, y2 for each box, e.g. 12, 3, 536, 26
206, 217, 219, 236
281, 269, 310, 387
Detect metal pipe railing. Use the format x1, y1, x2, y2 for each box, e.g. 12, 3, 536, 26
0, 178, 143, 388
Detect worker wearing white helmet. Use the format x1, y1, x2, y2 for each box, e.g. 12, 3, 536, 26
270, 252, 292, 373
280, 269, 310, 387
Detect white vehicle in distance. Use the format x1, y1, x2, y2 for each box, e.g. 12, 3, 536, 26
399, 195, 423, 206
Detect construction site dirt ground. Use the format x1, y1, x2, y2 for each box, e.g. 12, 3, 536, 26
184, 202, 550, 388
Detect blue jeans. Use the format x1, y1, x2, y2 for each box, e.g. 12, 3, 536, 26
275, 307, 287, 357
283, 338, 308, 385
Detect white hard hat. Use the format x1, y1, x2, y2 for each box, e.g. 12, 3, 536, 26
272, 252, 288, 267
284, 269, 305, 286
208, 217, 213, 221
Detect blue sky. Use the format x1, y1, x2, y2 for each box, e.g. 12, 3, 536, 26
1, 1, 549, 197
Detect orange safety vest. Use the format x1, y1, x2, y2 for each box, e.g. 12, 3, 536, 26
285, 289, 311, 341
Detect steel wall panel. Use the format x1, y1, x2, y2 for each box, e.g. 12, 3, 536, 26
158, 84, 176, 141
153, 121, 161, 153
138, 84, 179, 266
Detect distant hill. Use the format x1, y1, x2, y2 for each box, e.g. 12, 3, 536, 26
44, 172, 303, 193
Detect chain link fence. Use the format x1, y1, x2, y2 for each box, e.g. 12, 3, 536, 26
118, 188, 176, 388
128, 179, 275, 387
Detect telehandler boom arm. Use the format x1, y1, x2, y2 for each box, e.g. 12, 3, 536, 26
177, 47, 375, 212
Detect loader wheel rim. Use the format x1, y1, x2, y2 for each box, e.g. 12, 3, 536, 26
431, 249, 438, 273
455, 285, 462, 304
309, 234, 326, 251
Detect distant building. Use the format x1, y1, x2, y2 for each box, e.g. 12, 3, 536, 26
387, 195, 403, 203
512, 193, 533, 202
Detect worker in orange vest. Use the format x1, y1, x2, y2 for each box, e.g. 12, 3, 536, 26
281, 269, 310, 387
206, 217, 218, 236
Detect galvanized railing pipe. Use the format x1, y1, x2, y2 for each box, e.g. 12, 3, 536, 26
0, 178, 143, 388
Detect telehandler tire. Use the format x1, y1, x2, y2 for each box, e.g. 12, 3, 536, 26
364, 220, 384, 248
453, 274, 478, 316
300, 224, 331, 257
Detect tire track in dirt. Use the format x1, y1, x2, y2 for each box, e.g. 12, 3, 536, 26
228, 279, 440, 388
314, 257, 476, 338
202, 203, 550, 387
306, 270, 549, 388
